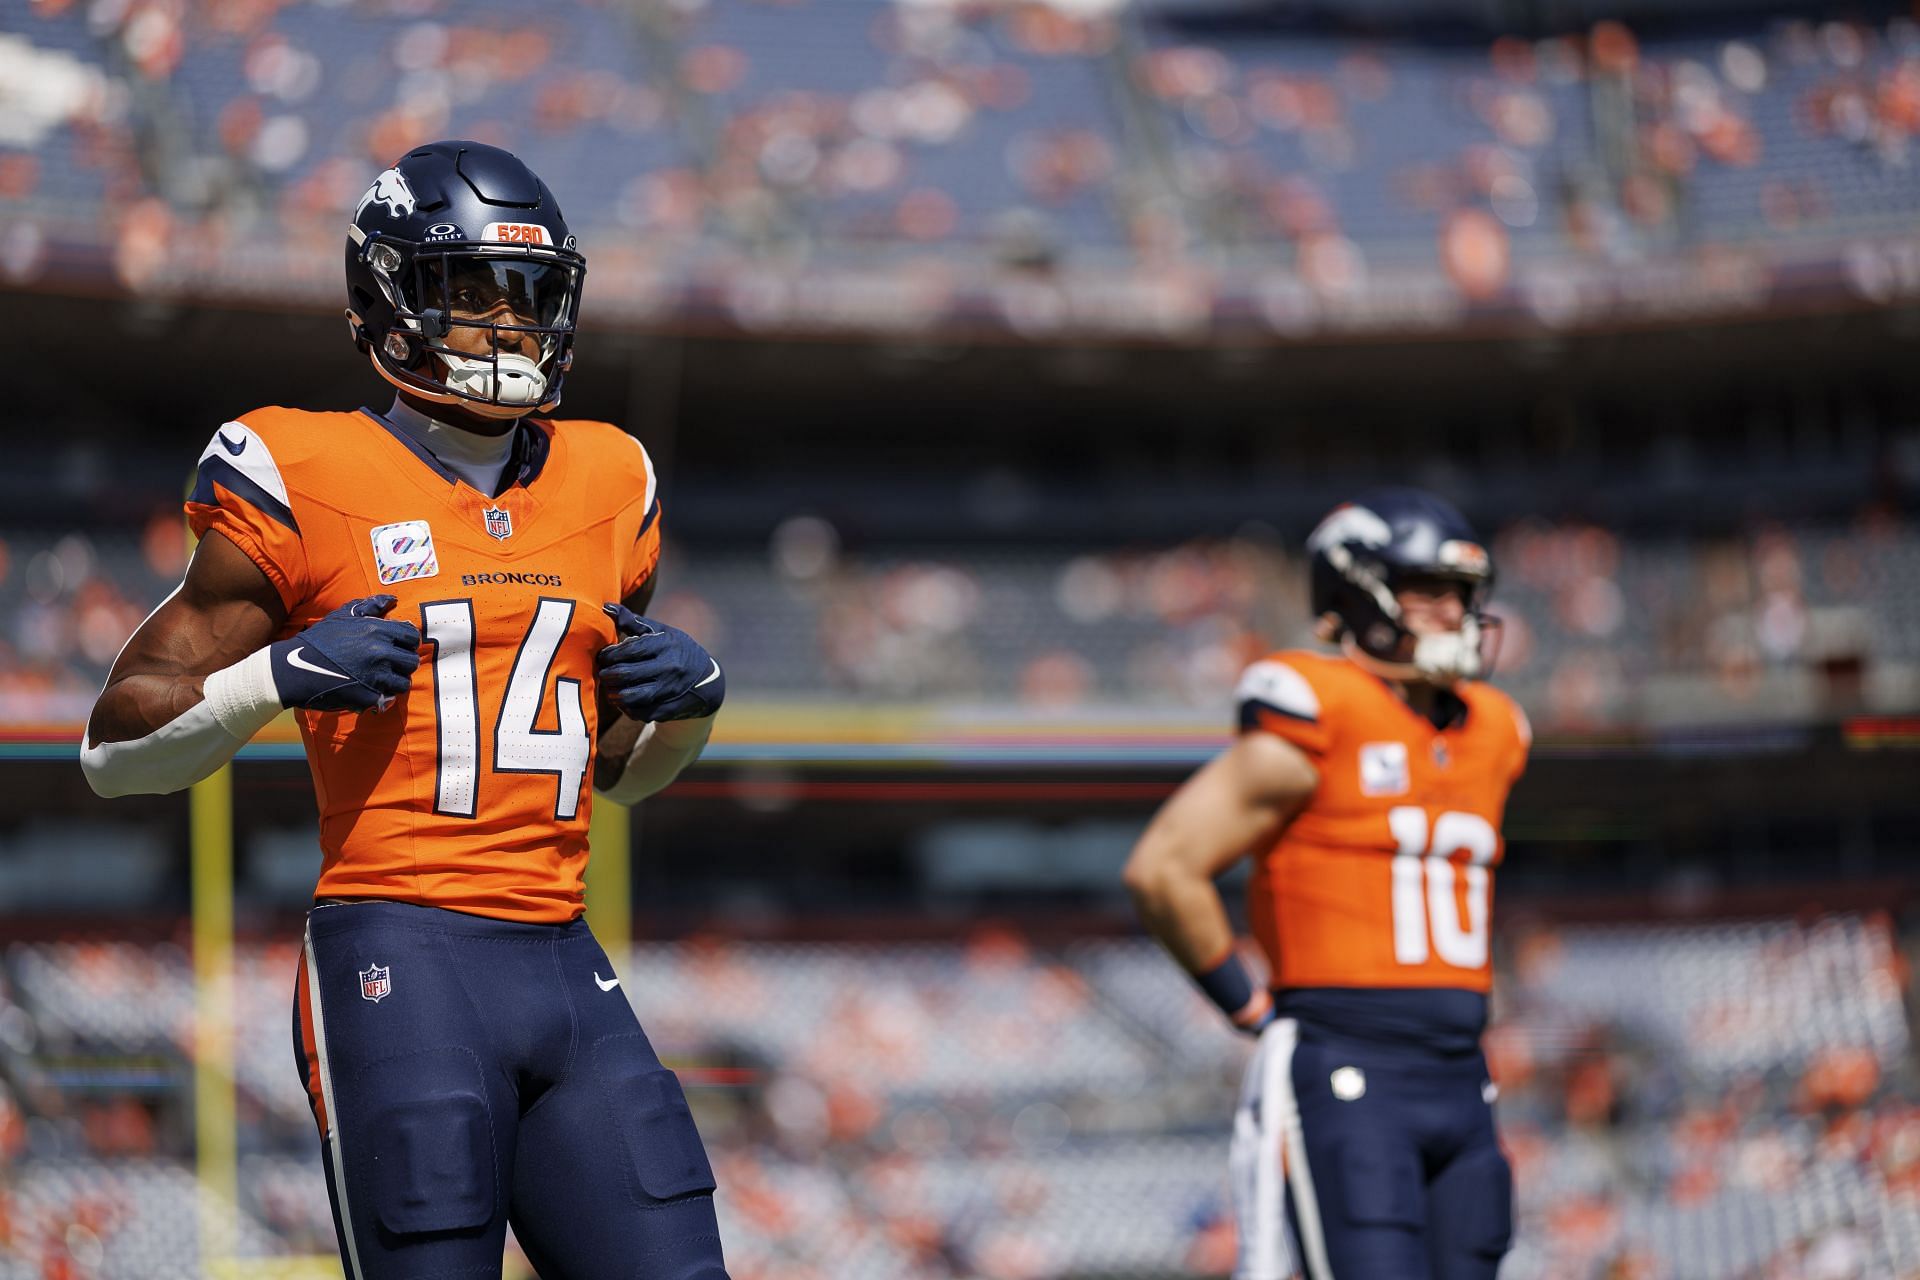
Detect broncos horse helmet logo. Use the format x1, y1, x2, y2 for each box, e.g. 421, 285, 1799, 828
356, 168, 417, 220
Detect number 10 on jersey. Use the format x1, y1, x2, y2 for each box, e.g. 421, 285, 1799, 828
1388, 807, 1498, 970
421, 599, 593, 821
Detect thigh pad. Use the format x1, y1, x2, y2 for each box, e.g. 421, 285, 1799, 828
348, 1045, 499, 1236
593, 1034, 718, 1206
1433, 1141, 1513, 1262
1329, 1134, 1425, 1230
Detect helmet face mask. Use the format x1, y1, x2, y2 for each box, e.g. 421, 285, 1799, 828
1308, 489, 1497, 686
361, 238, 583, 414
345, 141, 586, 418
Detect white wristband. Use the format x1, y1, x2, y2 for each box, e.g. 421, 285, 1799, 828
201, 647, 284, 739
597, 713, 715, 804
80, 648, 287, 799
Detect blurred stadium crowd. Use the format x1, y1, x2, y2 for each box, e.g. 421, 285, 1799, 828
8, 0, 1920, 1276
0, 506, 1911, 732
1, 916, 1917, 1279
3, 0, 1920, 307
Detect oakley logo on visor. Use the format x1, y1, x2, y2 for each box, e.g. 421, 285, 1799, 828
482, 222, 548, 245
423, 222, 464, 241
1437, 540, 1490, 575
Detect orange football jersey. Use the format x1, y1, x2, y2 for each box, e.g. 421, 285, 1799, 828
185, 406, 663, 923
1235, 650, 1530, 994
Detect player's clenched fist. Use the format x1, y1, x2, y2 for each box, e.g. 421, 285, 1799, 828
268, 595, 422, 712
597, 603, 725, 723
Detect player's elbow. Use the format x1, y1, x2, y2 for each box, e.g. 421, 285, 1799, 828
79, 708, 132, 798
79, 752, 166, 799
80, 756, 134, 799
1121, 847, 1174, 912
79, 731, 123, 798
78, 731, 191, 799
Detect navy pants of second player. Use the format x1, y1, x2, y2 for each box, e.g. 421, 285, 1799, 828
292, 900, 728, 1280
1231, 1018, 1512, 1280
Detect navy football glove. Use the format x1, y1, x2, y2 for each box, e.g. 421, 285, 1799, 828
597, 603, 725, 723
268, 595, 422, 712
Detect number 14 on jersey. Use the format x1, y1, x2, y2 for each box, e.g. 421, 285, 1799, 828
421, 599, 593, 821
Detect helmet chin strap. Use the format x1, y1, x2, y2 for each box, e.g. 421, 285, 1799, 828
1342, 615, 1486, 686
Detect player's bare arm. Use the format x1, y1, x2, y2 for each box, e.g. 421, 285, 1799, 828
1123, 730, 1318, 1031
86, 530, 285, 747
82, 530, 422, 798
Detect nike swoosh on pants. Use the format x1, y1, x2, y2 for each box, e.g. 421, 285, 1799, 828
593, 972, 621, 992
694, 660, 722, 690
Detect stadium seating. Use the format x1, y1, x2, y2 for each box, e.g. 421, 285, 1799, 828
10, 942, 193, 1054
1, 1159, 285, 1280
1505, 916, 1909, 1076
5, 0, 1920, 278
3, 915, 1916, 1277
1, 512, 1909, 731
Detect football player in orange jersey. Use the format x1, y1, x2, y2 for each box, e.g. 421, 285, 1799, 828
80, 142, 729, 1279
1124, 489, 1529, 1280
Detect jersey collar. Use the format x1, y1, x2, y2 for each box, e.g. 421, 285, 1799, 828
360, 403, 552, 496
1357, 664, 1471, 732
509, 416, 553, 488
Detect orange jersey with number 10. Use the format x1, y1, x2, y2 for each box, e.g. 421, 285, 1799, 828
1235, 650, 1530, 994
184, 406, 663, 924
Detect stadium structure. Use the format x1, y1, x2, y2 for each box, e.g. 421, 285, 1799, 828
4, 0, 1920, 1275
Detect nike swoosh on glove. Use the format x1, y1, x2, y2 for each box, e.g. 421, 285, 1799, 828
597, 604, 726, 723
268, 595, 422, 712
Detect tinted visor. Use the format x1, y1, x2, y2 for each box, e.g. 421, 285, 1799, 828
1389, 570, 1482, 603
417, 252, 579, 330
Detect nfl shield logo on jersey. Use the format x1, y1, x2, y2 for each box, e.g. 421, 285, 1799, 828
482, 506, 513, 540
359, 964, 392, 1003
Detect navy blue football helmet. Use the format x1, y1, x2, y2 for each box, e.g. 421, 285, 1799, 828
1308, 487, 1497, 683
345, 141, 585, 418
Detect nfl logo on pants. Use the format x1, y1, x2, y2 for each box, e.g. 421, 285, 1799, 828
359, 964, 391, 1003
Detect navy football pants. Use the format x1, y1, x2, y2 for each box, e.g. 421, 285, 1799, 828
1231, 1019, 1512, 1280
292, 901, 728, 1280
